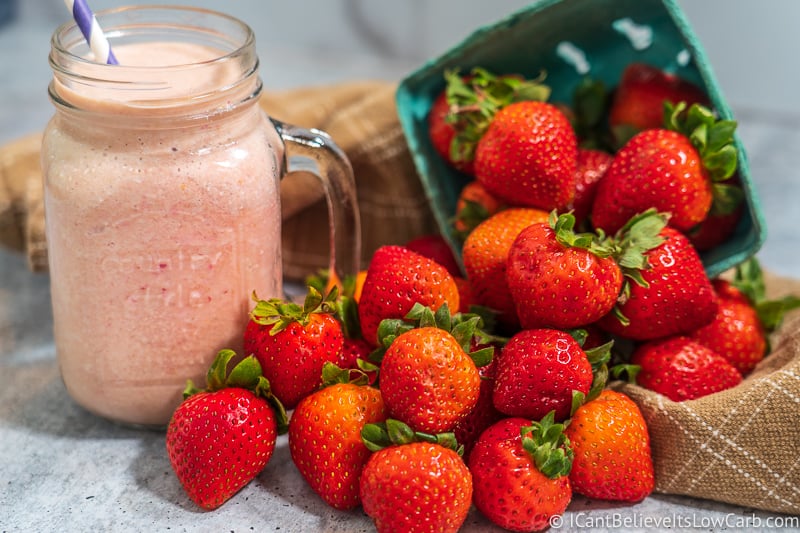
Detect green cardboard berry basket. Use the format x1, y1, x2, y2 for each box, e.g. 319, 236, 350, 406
395, 0, 766, 279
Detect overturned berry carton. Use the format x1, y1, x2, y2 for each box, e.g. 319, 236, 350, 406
395, 0, 766, 278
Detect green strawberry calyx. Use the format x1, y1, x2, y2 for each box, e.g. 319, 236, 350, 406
551, 211, 615, 258
319, 361, 373, 388
521, 411, 573, 479
444, 67, 551, 165
370, 302, 496, 367
249, 285, 338, 335
361, 418, 464, 456
305, 269, 363, 339
183, 349, 289, 434
664, 101, 742, 216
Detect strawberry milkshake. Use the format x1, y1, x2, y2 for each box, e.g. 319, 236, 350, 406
42, 8, 332, 426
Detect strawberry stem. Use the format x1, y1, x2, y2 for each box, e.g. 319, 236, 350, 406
361, 419, 464, 455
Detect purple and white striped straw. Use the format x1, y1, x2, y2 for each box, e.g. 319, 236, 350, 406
63, 0, 118, 65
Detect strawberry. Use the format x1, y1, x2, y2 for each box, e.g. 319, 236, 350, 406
166, 350, 287, 510
689, 259, 800, 374
689, 280, 766, 375
288, 364, 387, 510
565, 389, 655, 502
360, 420, 473, 533
453, 276, 473, 314
506, 211, 623, 330
428, 88, 476, 175
453, 180, 505, 239
244, 287, 344, 409
403, 233, 462, 277
492, 328, 595, 422
571, 148, 613, 228
592, 102, 740, 235
598, 211, 718, 341
375, 306, 486, 433
462, 207, 550, 330
632, 336, 742, 401
357, 245, 460, 346
429, 68, 551, 175
469, 413, 573, 532
453, 350, 503, 462
475, 100, 578, 211
609, 62, 709, 144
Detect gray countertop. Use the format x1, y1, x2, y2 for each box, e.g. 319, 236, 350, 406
2, 2, 799, 532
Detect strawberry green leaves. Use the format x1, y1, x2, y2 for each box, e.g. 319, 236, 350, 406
664, 101, 742, 215
520, 411, 574, 479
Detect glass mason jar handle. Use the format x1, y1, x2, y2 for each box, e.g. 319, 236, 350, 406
272, 119, 362, 286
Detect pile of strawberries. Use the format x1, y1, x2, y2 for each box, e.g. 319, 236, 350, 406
163, 63, 799, 532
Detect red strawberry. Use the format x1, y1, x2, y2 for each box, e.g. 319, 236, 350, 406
609, 62, 709, 142
360, 421, 473, 533
166, 350, 287, 510
378, 325, 481, 433
493, 328, 593, 422
689, 279, 766, 375
598, 212, 718, 341
429, 69, 551, 176
403, 233, 462, 277
338, 337, 372, 370
453, 180, 505, 238
453, 350, 503, 462
506, 211, 623, 330
565, 389, 655, 502
592, 102, 739, 235
453, 276, 473, 314
689, 259, 800, 374
462, 207, 550, 330
428, 88, 476, 175
571, 148, 613, 228
244, 287, 344, 409
469, 414, 573, 532
632, 336, 742, 401
686, 177, 745, 251
475, 100, 578, 211
357, 245, 460, 346
288, 364, 387, 510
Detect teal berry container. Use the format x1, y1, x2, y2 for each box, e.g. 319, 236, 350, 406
395, 0, 766, 279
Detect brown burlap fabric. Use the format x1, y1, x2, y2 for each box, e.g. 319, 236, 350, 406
1, 81, 798, 514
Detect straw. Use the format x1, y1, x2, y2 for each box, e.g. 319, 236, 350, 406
63, 0, 118, 65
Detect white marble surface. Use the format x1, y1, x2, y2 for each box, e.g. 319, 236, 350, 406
1, 1, 800, 532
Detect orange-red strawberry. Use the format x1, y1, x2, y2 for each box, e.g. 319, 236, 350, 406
507, 211, 623, 330
360, 421, 473, 533
378, 325, 481, 433
357, 245, 460, 346
403, 233, 462, 277
244, 287, 344, 409
609, 62, 709, 142
166, 350, 287, 510
288, 365, 387, 510
598, 213, 718, 341
571, 148, 612, 228
453, 180, 505, 238
462, 207, 549, 330
592, 102, 740, 235
632, 336, 742, 401
493, 329, 594, 422
469, 414, 573, 532
475, 100, 578, 211
565, 389, 655, 502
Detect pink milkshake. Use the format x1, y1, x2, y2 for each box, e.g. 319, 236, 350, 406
42, 7, 359, 427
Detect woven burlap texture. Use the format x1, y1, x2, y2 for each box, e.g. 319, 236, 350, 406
1, 80, 798, 515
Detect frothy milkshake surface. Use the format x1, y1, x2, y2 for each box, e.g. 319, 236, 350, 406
43, 42, 283, 426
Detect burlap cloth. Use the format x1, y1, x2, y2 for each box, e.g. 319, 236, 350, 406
1, 81, 798, 515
